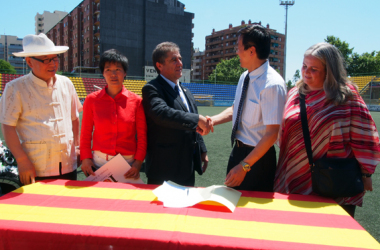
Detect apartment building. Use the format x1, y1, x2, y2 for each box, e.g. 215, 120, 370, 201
45, 0, 194, 77
35, 10, 68, 35
0, 35, 25, 72
191, 48, 205, 81
204, 20, 285, 78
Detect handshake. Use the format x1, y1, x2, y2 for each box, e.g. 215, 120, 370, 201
196, 115, 214, 136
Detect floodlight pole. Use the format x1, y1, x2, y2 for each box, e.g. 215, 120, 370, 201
279, 0, 294, 82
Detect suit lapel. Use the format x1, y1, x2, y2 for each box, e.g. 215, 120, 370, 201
157, 75, 188, 111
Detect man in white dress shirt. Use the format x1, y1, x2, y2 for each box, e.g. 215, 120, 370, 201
209, 25, 287, 191
0, 33, 82, 185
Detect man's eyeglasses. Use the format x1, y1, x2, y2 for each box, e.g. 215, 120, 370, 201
31, 56, 59, 64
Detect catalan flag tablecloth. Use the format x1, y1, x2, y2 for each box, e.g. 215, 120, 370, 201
0, 180, 379, 250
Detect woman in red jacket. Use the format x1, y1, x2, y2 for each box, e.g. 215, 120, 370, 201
80, 49, 147, 179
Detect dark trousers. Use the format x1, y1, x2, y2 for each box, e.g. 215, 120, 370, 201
147, 171, 195, 186
227, 144, 276, 192
341, 204, 356, 218
35, 169, 77, 182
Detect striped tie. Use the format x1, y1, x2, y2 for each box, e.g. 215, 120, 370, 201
174, 85, 190, 112
231, 74, 250, 146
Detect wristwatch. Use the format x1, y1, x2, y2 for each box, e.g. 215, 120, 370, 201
362, 173, 372, 178
240, 161, 251, 172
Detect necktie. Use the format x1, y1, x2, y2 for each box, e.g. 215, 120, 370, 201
174, 85, 190, 112
231, 73, 250, 146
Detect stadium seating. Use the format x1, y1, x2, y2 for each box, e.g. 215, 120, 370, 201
123, 80, 146, 96
81, 77, 106, 97
0, 73, 238, 106
0, 74, 23, 97
182, 82, 236, 106
68, 77, 88, 99
349, 76, 376, 93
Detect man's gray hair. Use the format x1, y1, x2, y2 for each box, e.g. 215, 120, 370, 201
152, 42, 180, 74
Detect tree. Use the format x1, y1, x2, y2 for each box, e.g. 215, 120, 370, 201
286, 69, 300, 91
0, 59, 17, 74
208, 56, 245, 84
325, 35, 380, 76
325, 36, 354, 63
348, 51, 380, 75
286, 80, 293, 91
325, 35, 354, 74
293, 69, 300, 83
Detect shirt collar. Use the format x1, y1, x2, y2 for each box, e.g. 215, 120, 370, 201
160, 74, 178, 90
98, 85, 128, 99
29, 72, 56, 88
247, 60, 269, 80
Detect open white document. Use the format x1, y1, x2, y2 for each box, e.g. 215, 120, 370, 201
84, 154, 144, 184
153, 181, 242, 212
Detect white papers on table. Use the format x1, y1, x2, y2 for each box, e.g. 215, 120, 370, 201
153, 181, 241, 212
84, 154, 144, 184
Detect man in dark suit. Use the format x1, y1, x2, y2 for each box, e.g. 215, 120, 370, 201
142, 42, 212, 186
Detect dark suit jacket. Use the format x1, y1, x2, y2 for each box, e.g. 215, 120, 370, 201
142, 75, 207, 184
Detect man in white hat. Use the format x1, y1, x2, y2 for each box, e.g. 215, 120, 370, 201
0, 33, 82, 185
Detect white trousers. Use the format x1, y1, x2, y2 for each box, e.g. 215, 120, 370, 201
93, 151, 134, 170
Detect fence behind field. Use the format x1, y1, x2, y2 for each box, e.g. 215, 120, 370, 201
5, 72, 380, 110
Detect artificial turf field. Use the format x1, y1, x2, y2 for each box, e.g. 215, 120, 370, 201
1, 106, 379, 242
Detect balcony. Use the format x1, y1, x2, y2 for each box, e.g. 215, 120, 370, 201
224, 36, 238, 43
224, 51, 235, 56
8, 58, 23, 63
9, 45, 23, 49
269, 57, 279, 63
206, 54, 223, 60
94, 7, 100, 15
94, 50, 100, 58
206, 40, 221, 46
205, 47, 222, 53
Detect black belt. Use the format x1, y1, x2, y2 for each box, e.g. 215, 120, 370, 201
235, 140, 254, 148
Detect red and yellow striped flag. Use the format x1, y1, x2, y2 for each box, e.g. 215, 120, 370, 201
0, 180, 379, 250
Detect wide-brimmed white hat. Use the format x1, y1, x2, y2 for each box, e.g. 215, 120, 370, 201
13, 33, 69, 57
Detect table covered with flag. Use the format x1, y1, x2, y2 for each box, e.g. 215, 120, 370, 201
0, 180, 379, 250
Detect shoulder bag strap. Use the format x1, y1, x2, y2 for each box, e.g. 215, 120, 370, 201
299, 93, 314, 167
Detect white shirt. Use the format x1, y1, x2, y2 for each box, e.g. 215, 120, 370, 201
160, 74, 190, 112
232, 60, 287, 146
0, 73, 81, 177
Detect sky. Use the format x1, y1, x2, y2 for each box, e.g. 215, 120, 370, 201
1, 0, 379, 82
